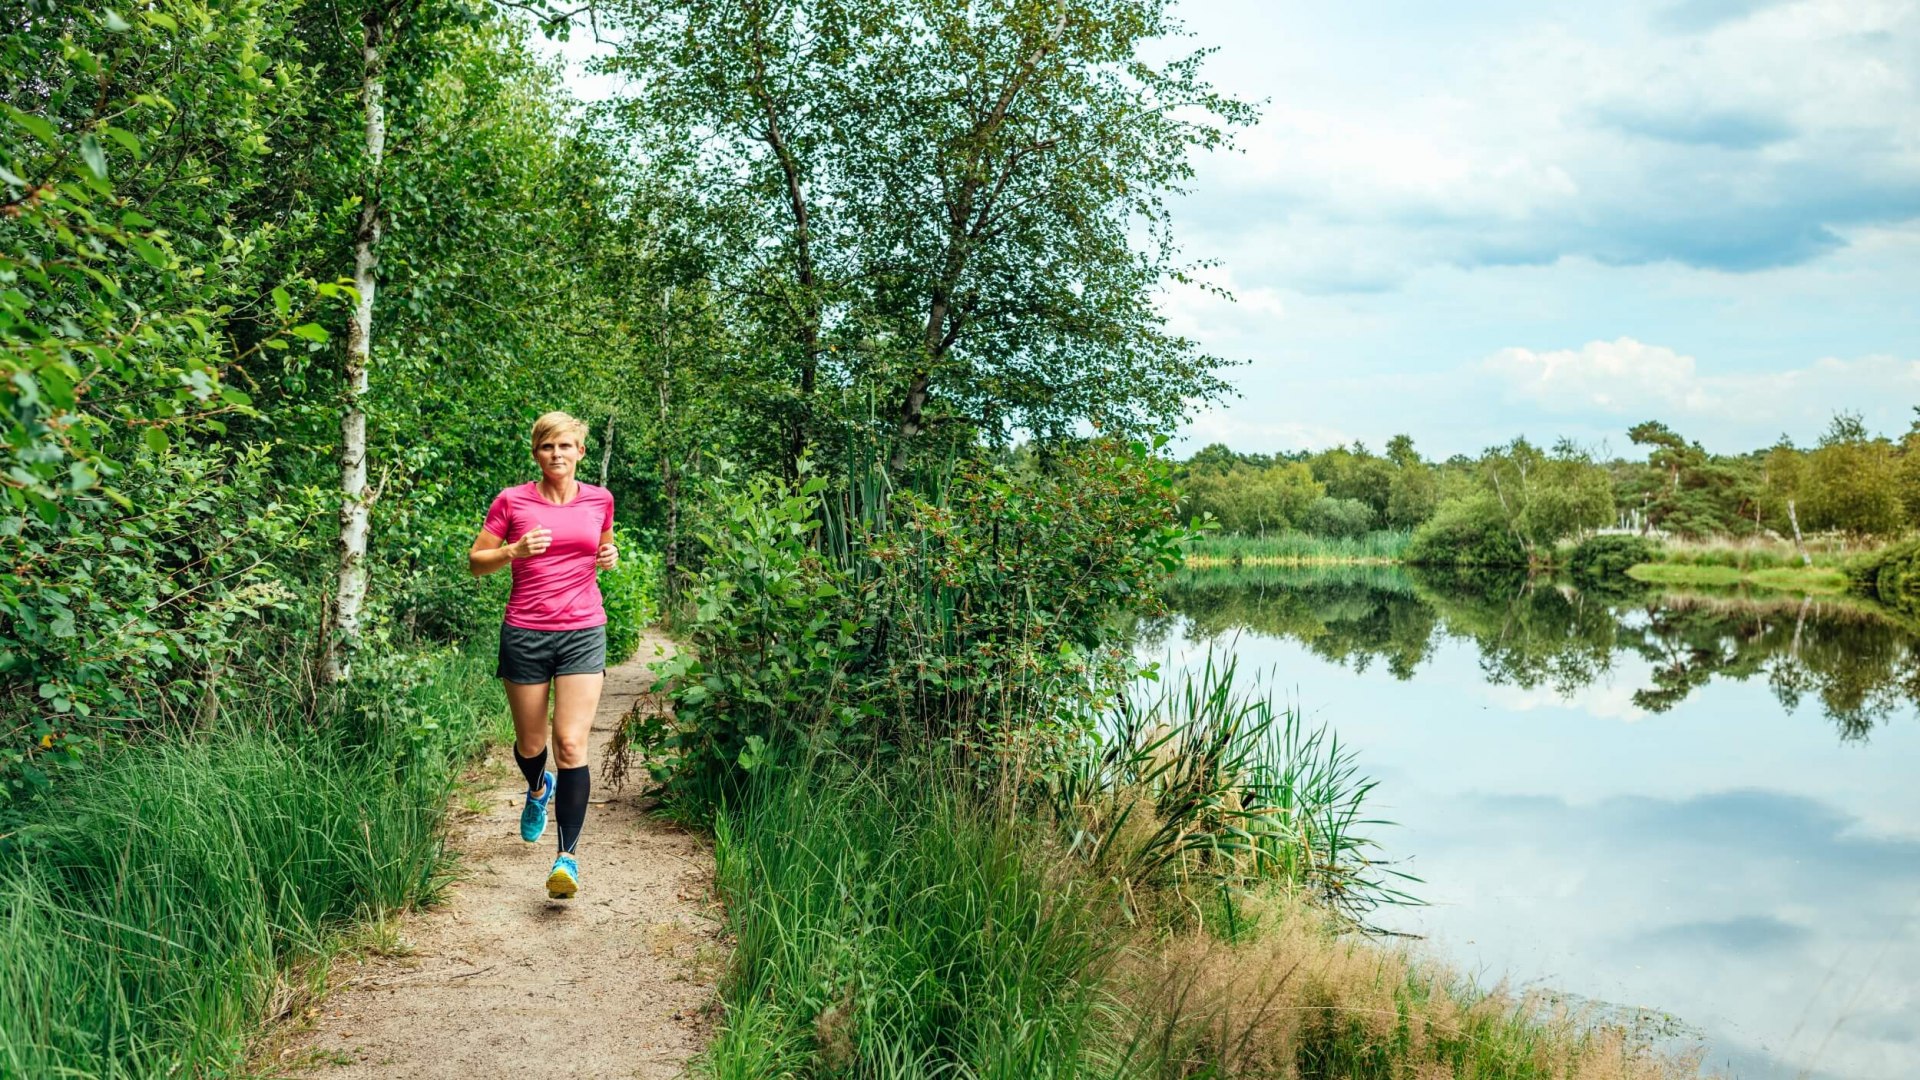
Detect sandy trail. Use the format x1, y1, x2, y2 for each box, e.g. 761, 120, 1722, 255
269, 631, 719, 1079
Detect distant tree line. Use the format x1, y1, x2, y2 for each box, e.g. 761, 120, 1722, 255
1180, 410, 1920, 564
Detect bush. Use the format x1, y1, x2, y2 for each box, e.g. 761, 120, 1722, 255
1301, 496, 1376, 539
1847, 539, 1920, 616
1403, 495, 1527, 567
1567, 534, 1656, 580
600, 525, 660, 666
0, 447, 312, 798
653, 440, 1187, 808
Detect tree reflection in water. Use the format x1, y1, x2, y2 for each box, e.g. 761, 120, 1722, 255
1151, 566, 1920, 741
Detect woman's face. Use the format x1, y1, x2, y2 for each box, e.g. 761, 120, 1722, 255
533, 433, 585, 481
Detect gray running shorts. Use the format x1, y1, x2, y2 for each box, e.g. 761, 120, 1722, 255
496, 623, 607, 684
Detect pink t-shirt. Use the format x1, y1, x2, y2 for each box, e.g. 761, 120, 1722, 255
483, 482, 615, 631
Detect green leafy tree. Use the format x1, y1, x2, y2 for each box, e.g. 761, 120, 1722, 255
1755, 437, 1809, 535
1804, 412, 1903, 536
1384, 435, 1438, 528
1302, 496, 1376, 538
1899, 408, 1920, 528
1622, 420, 1757, 536
1181, 462, 1322, 534
1308, 443, 1394, 518
601, 0, 1251, 474
1186, 442, 1244, 475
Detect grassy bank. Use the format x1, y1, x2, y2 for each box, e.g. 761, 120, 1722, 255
1625, 562, 1851, 593
0, 647, 500, 1078
693, 663, 1692, 1080
1185, 529, 1893, 599
1617, 534, 1891, 593
1184, 530, 1412, 567
699, 756, 1694, 1079
701, 757, 1117, 1078
1630, 534, 1870, 570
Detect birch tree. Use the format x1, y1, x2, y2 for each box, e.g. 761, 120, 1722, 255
603, 0, 1248, 475
327, 1, 394, 682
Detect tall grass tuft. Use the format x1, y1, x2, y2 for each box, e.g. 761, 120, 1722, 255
1052, 654, 1416, 929
701, 753, 1124, 1079
1185, 530, 1412, 567
0, 647, 497, 1079
1645, 533, 1878, 571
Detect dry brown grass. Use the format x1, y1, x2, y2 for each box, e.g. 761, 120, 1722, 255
1115, 895, 1702, 1080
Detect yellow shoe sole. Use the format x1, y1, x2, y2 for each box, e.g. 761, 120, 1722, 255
546, 865, 578, 900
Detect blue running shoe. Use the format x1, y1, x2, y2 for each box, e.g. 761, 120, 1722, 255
520, 770, 554, 843
546, 852, 579, 900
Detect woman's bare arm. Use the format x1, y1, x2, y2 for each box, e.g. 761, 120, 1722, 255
470, 527, 551, 576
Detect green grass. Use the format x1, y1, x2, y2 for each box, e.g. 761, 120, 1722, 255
1055, 653, 1415, 927
701, 755, 1122, 1079
0, 647, 498, 1079
694, 656, 1689, 1079
1642, 533, 1882, 571
1185, 530, 1412, 566
1625, 561, 1849, 593
699, 752, 1693, 1080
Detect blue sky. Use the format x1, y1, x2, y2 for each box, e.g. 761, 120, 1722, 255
1151, 0, 1920, 457
543, 0, 1920, 459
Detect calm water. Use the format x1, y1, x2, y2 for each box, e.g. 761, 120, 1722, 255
1145, 566, 1920, 1080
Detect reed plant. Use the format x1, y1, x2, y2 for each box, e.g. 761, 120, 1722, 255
1185, 530, 1412, 566
0, 647, 496, 1079
1050, 654, 1415, 929
1644, 532, 1875, 571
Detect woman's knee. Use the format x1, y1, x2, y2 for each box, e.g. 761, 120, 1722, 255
552, 732, 590, 768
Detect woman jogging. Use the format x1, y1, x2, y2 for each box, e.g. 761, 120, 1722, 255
468, 411, 617, 899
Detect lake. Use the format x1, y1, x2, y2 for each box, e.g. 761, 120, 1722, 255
1145, 566, 1920, 1080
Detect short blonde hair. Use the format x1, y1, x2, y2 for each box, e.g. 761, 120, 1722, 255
530, 410, 589, 451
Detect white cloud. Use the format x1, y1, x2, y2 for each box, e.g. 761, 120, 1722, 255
1176, 0, 1920, 286
1158, 266, 1287, 343
1176, 410, 1350, 455
1485, 339, 1702, 414
1482, 680, 1651, 722
1482, 338, 1920, 432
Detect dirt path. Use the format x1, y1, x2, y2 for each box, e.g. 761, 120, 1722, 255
267, 631, 720, 1079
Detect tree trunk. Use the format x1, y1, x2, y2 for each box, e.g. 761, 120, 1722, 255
891, 14, 1065, 475
891, 371, 931, 473
744, 5, 822, 478
326, 7, 386, 684
598, 412, 615, 486
656, 289, 680, 586
1787, 498, 1812, 567
661, 452, 679, 581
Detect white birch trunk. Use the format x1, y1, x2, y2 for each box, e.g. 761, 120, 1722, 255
326, 10, 386, 683
598, 413, 615, 486
1787, 497, 1812, 568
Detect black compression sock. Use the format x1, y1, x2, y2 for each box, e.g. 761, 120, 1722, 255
513, 745, 548, 794
555, 765, 589, 853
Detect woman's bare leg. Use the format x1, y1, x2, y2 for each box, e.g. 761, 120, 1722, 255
549, 672, 604, 855
503, 680, 552, 796
549, 672, 603, 768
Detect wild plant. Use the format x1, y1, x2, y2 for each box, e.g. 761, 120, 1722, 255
647, 438, 1190, 808
1048, 653, 1416, 928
